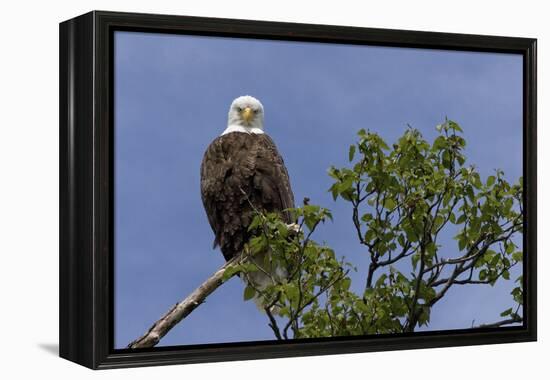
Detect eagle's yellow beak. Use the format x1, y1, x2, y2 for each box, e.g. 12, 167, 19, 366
241, 107, 254, 124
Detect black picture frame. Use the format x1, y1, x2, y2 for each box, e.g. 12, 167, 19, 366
59, 10, 537, 369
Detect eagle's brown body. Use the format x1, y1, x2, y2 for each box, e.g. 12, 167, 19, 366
200, 131, 295, 261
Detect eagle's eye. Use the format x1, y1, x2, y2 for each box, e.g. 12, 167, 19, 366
235, 107, 242, 112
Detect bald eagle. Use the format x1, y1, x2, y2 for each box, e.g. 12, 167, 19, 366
200, 96, 295, 306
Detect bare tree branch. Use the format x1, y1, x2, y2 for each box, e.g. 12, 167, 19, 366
478, 315, 522, 328
128, 254, 245, 349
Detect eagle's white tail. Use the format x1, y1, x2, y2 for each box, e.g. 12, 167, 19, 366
241, 249, 288, 314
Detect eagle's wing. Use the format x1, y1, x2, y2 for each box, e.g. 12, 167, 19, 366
200, 132, 295, 260
200, 135, 229, 248
254, 134, 295, 223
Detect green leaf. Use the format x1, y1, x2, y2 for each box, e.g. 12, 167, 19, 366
365, 229, 376, 242
384, 198, 397, 210
329, 183, 339, 200
361, 213, 373, 222
327, 166, 340, 180
433, 136, 447, 150
411, 253, 420, 270
341, 277, 352, 291
442, 150, 451, 169
432, 215, 444, 232
338, 177, 354, 195
348, 144, 356, 162
447, 120, 463, 133
397, 234, 406, 247
222, 265, 240, 281
487, 175, 496, 187
243, 285, 256, 301
466, 186, 475, 203
449, 212, 456, 224
443, 192, 452, 207
418, 307, 431, 326
277, 223, 288, 238
472, 173, 482, 189
249, 236, 266, 254
479, 270, 487, 281
458, 236, 466, 251
500, 308, 513, 317
378, 139, 390, 150
247, 216, 262, 231
425, 242, 437, 258
404, 224, 418, 242
285, 284, 299, 303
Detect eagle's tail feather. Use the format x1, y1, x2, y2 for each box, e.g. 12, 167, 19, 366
241, 250, 288, 316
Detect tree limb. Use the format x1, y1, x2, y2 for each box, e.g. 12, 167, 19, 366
478, 315, 522, 328
127, 254, 244, 349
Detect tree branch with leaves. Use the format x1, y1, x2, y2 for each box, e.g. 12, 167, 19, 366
242, 119, 523, 338
128, 119, 523, 347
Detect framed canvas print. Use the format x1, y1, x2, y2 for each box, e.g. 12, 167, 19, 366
59, 11, 537, 369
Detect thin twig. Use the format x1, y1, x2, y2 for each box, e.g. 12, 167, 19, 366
264, 292, 283, 340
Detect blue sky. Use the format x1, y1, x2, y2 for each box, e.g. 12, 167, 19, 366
114, 31, 523, 348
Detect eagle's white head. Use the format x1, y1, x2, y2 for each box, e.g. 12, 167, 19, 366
222, 95, 265, 136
